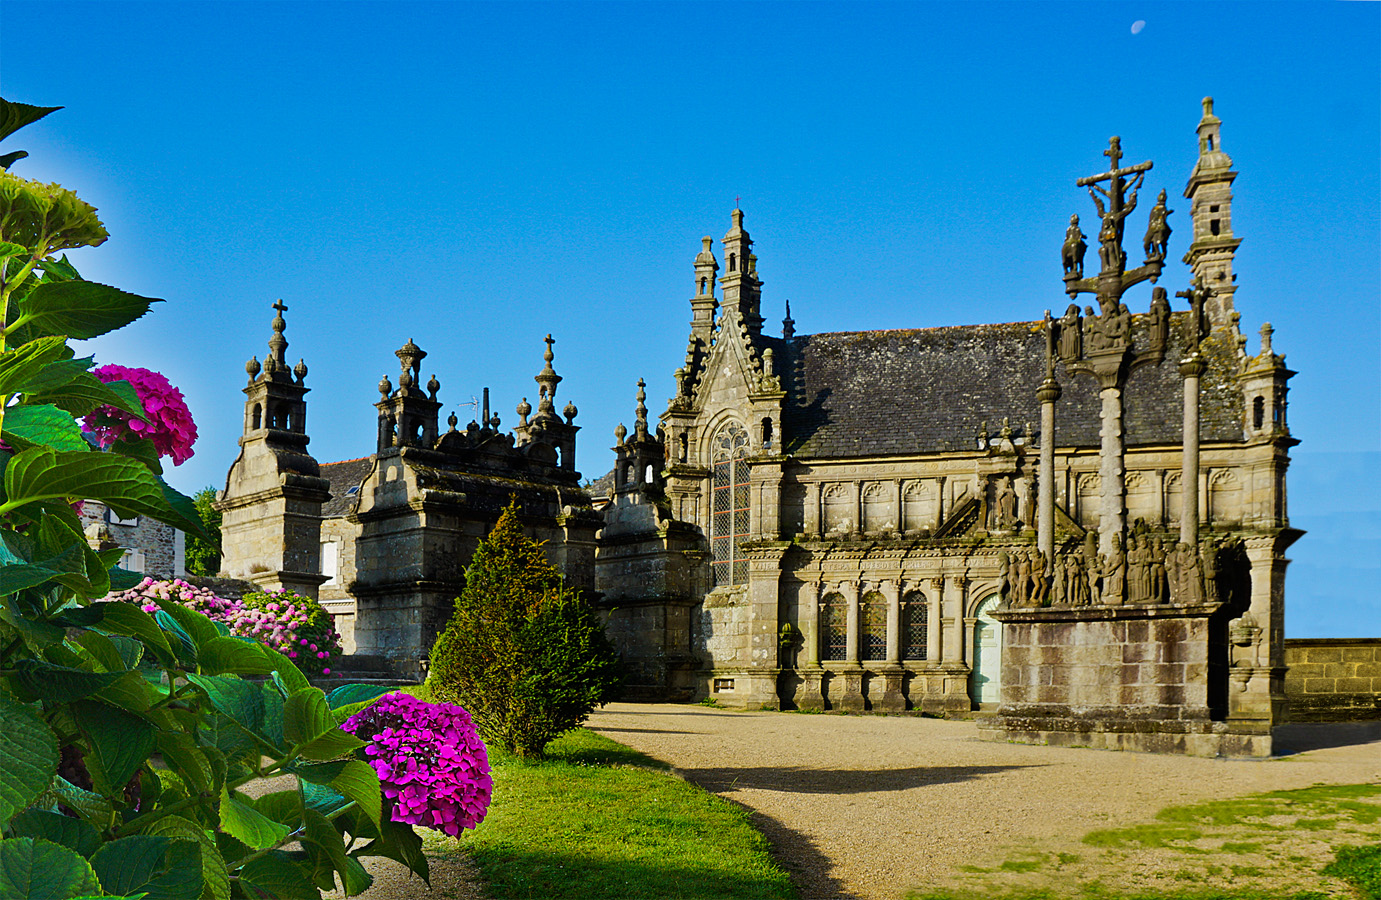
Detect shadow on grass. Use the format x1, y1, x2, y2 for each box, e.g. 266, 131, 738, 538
742, 805, 860, 900
678, 763, 1036, 794
468, 845, 808, 900
1273, 721, 1381, 755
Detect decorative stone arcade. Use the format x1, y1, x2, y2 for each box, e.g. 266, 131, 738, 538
983, 106, 1296, 757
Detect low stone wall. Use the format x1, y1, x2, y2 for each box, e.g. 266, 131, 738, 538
1283, 639, 1381, 722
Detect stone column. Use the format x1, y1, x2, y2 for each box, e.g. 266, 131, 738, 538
927, 576, 944, 662
1179, 354, 1205, 546
936, 476, 947, 529
892, 479, 903, 533
884, 579, 902, 664
1098, 385, 1125, 554
877, 579, 906, 711
851, 482, 862, 535
803, 482, 820, 538
839, 580, 865, 711
844, 581, 860, 664
1037, 376, 1061, 559
796, 581, 824, 711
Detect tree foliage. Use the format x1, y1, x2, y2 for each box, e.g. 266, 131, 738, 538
429, 500, 621, 758
0, 98, 429, 899
184, 487, 221, 577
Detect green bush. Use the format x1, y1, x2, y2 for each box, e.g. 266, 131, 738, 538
184, 486, 221, 577
428, 499, 621, 757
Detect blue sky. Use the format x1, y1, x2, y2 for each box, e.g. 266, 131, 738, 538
3, 1, 1377, 636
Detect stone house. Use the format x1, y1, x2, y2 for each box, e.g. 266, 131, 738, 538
214, 305, 600, 676
595, 100, 1296, 755
81, 501, 184, 579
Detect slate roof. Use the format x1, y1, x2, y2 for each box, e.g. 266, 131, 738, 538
319, 457, 374, 517
779, 313, 1244, 458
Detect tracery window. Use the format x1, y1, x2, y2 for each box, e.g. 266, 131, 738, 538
861, 591, 887, 661
820, 592, 846, 661
903, 592, 927, 660
711, 422, 751, 586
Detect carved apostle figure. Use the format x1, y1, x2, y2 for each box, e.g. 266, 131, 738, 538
1059, 303, 1083, 361
1050, 553, 1068, 606
1148, 287, 1171, 351
1007, 550, 1022, 608
997, 551, 1012, 608
1150, 537, 1168, 604
1062, 213, 1088, 277
1143, 189, 1173, 260
1015, 549, 1033, 607
1101, 534, 1127, 604
1201, 538, 1221, 604
993, 477, 1017, 531
1030, 549, 1050, 607
1068, 554, 1089, 607
1127, 534, 1151, 603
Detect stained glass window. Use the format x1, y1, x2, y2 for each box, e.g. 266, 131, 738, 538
861, 592, 887, 661
903, 592, 928, 660
711, 422, 751, 586
821, 593, 847, 661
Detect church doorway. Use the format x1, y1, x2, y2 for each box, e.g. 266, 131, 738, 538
970, 594, 1003, 706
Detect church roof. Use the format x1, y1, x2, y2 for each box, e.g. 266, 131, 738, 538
778, 313, 1244, 458
319, 457, 374, 517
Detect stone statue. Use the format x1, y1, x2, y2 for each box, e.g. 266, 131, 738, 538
1083, 531, 1101, 603
1030, 549, 1049, 607
1089, 182, 1139, 272
1150, 537, 1168, 604
1143, 189, 1173, 260
1067, 553, 1089, 607
1059, 303, 1083, 361
1062, 213, 1087, 277
1127, 534, 1151, 603
1021, 478, 1036, 530
1050, 552, 1068, 606
997, 551, 1012, 608
1169, 542, 1205, 605
993, 476, 1017, 531
1148, 287, 1171, 351
1014, 550, 1032, 607
1201, 538, 1221, 603
1101, 534, 1127, 604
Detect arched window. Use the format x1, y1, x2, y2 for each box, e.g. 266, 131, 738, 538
903, 592, 927, 660
251, 403, 262, 430
861, 591, 887, 661
820, 592, 846, 661
1253, 396, 1264, 430
711, 422, 751, 586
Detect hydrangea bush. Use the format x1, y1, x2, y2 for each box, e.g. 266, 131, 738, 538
102, 579, 342, 676
83, 363, 198, 465
343, 693, 493, 837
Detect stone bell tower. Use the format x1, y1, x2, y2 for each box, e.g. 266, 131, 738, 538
216, 301, 331, 597
375, 338, 442, 452
1183, 97, 1240, 329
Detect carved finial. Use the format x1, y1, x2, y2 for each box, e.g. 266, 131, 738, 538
634, 378, 648, 439
782, 299, 795, 340
396, 338, 426, 380
614, 422, 627, 447
245, 356, 261, 383
427, 374, 440, 399
378, 375, 392, 397
763, 347, 775, 378
1203, 96, 1214, 118
1001, 417, 1013, 439
674, 366, 689, 398
516, 397, 531, 427
267, 300, 289, 367
534, 335, 562, 410
447, 411, 458, 431
293, 358, 308, 383
1260, 322, 1274, 356
398, 369, 413, 390
563, 400, 577, 424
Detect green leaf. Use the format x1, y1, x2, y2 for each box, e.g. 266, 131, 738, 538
289, 760, 381, 830
0, 698, 59, 830
153, 733, 214, 796
8, 808, 101, 857
0, 561, 62, 595
107, 566, 145, 591
187, 674, 266, 734
46, 776, 115, 829
48, 603, 109, 630
237, 851, 320, 900
149, 597, 218, 649
197, 636, 272, 676
260, 683, 285, 751
74, 629, 126, 672
362, 816, 429, 885
218, 787, 289, 851
300, 808, 355, 896
0, 336, 68, 397
0, 594, 64, 648
92, 670, 160, 714
12, 658, 124, 703
263, 648, 309, 695
90, 834, 203, 900
0, 836, 102, 900
14, 280, 162, 341
35, 254, 81, 282
0, 98, 63, 143
2, 404, 86, 452
140, 814, 229, 900
283, 689, 333, 746
29, 369, 147, 421
73, 700, 155, 796
96, 601, 173, 665
298, 728, 366, 763
14, 355, 91, 395
154, 609, 197, 666
106, 435, 162, 475
339, 854, 372, 897
0, 240, 29, 260
324, 684, 396, 711
252, 790, 303, 829
299, 781, 351, 820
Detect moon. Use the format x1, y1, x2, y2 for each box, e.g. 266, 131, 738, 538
1131, 20, 1146, 34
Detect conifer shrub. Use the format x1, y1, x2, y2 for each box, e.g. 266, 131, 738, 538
428, 500, 621, 757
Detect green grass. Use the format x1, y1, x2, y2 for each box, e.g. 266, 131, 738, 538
905, 783, 1381, 900
453, 728, 796, 900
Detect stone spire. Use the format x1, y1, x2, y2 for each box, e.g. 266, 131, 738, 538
1183, 97, 1240, 329
375, 338, 441, 451
532, 334, 563, 425
782, 299, 795, 340
720, 208, 764, 339
266, 298, 289, 372
633, 378, 649, 440
242, 300, 310, 435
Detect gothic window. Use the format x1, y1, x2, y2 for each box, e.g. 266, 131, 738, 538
761, 417, 773, 450
820, 592, 846, 661
1076, 473, 1100, 529
711, 422, 751, 586
903, 592, 927, 660
860, 591, 886, 661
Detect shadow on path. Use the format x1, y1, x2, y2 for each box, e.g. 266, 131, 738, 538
732, 801, 861, 900
677, 763, 1036, 795
1273, 721, 1381, 755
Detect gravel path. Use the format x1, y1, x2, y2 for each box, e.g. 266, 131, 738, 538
586, 705, 1381, 900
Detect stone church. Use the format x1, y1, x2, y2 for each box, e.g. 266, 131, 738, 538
596, 99, 1296, 756
216, 99, 1295, 755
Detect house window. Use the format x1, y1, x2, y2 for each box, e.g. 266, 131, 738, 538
711, 422, 750, 586
118, 549, 146, 573
820, 593, 846, 661
105, 507, 139, 527
321, 540, 339, 586
861, 591, 887, 661
903, 592, 928, 660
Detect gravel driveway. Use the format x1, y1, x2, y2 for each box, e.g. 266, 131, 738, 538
585, 705, 1381, 900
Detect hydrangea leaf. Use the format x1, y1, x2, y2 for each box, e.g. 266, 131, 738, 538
0, 837, 101, 900
300, 781, 351, 820
107, 565, 145, 592
218, 787, 289, 851
237, 851, 320, 900
259, 682, 285, 751
300, 808, 357, 895
298, 728, 367, 762
0, 239, 28, 259
72, 700, 155, 796
150, 596, 221, 647
92, 670, 159, 714
139, 814, 229, 900
104, 435, 162, 475
339, 853, 373, 897
0, 335, 67, 397
0, 697, 59, 830
325, 684, 396, 711
291, 760, 382, 830
12, 658, 124, 703
253, 790, 303, 829
186, 674, 264, 736
1, 403, 86, 452
361, 816, 429, 885
24, 367, 147, 421
196, 636, 272, 677
283, 689, 334, 745
0, 98, 63, 143
265, 650, 310, 696
8, 808, 101, 858
153, 733, 214, 796
0, 592, 65, 648
96, 601, 173, 666
14, 280, 161, 341
154, 609, 197, 666
14, 355, 93, 395
90, 834, 203, 900
46, 776, 115, 830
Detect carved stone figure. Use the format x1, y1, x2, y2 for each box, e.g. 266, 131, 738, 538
1143, 188, 1173, 260
1062, 213, 1087, 277
1089, 183, 1139, 272
993, 476, 1017, 531
1007, 550, 1022, 608
1014, 549, 1033, 607
1059, 303, 1082, 361
997, 551, 1012, 608
1067, 553, 1089, 607
1127, 534, 1151, 603
1050, 552, 1068, 606
1030, 549, 1049, 607
1148, 287, 1171, 351
1201, 538, 1221, 603
1101, 534, 1127, 604
1169, 541, 1205, 605
1083, 531, 1101, 603
1150, 537, 1168, 604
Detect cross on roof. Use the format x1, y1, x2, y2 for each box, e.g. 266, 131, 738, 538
272, 298, 288, 315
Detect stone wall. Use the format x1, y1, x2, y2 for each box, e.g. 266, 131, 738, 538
80, 501, 181, 578
1283, 639, 1381, 722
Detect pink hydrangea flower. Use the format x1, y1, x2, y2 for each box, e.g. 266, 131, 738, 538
83, 365, 198, 465
343, 693, 492, 837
